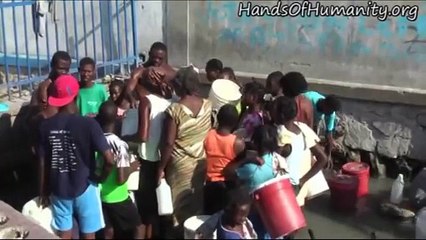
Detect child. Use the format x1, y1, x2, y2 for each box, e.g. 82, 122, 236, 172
37, 75, 114, 239
265, 71, 284, 99
234, 125, 278, 239
235, 125, 277, 193
96, 101, 143, 239
196, 187, 257, 239
280, 72, 314, 129
130, 67, 171, 239
109, 80, 131, 118
239, 81, 266, 141
302, 91, 341, 149
217, 187, 257, 239
220, 67, 238, 84
205, 58, 223, 82
76, 57, 109, 117
204, 104, 245, 215
273, 96, 327, 196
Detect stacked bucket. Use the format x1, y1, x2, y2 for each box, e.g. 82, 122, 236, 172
327, 162, 370, 211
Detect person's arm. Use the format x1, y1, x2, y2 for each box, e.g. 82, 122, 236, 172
223, 149, 262, 181
30, 89, 40, 106
76, 94, 83, 115
325, 112, 337, 146
98, 150, 114, 183
302, 96, 314, 129
233, 136, 245, 157
116, 145, 140, 184
38, 154, 50, 208
137, 97, 150, 142
299, 144, 327, 187
122, 67, 145, 108
32, 79, 52, 108
157, 113, 177, 184
37, 127, 50, 208
89, 119, 115, 182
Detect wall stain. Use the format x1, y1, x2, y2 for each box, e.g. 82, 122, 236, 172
200, 1, 426, 62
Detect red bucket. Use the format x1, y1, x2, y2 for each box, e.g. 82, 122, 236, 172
252, 176, 306, 238
342, 162, 370, 197
328, 174, 358, 211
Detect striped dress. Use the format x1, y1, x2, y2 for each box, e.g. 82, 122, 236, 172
165, 99, 212, 227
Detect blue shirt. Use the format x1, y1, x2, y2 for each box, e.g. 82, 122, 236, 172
236, 153, 275, 193
303, 91, 336, 132
38, 113, 110, 199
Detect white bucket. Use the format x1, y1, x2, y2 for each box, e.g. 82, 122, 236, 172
21, 197, 55, 234
127, 171, 139, 191
184, 215, 211, 239
208, 79, 241, 111
306, 170, 329, 199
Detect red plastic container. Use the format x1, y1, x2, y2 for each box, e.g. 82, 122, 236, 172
252, 176, 306, 238
342, 162, 370, 197
328, 174, 359, 211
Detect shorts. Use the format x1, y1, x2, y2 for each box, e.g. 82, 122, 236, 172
135, 160, 159, 224
102, 197, 142, 231
203, 181, 229, 215
51, 183, 104, 234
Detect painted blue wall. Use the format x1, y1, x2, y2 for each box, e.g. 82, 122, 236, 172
183, 1, 426, 89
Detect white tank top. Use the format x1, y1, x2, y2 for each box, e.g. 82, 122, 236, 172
138, 94, 171, 161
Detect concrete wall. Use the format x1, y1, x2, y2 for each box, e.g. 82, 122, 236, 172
166, 0, 426, 90
0, 1, 163, 65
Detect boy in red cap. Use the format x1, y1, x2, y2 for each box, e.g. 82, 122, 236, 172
37, 74, 115, 239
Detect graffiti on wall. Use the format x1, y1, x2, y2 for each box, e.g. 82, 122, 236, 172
198, 1, 426, 63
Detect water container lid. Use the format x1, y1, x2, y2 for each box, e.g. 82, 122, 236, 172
211, 79, 241, 101
342, 162, 369, 174
0, 103, 9, 113
330, 174, 358, 185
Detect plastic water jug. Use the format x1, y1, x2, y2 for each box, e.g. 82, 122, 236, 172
390, 174, 404, 205
156, 178, 174, 216
416, 208, 426, 239
21, 197, 55, 234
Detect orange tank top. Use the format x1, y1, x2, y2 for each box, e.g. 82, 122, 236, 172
204, 129, 237, 182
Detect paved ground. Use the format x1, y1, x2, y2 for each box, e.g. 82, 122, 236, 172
0, 176, 415, 239
295, 178, 415, 239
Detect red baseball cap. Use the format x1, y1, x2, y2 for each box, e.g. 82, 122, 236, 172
48, 75, 80, 107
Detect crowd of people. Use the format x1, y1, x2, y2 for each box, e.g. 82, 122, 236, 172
26, 41, 342, 239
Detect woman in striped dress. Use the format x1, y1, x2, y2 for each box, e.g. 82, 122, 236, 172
157, 66, 213, 234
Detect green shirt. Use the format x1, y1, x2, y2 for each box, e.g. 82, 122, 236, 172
97, 133, 132, 203
100, 168, 129, 203
77, 83, 109, 116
